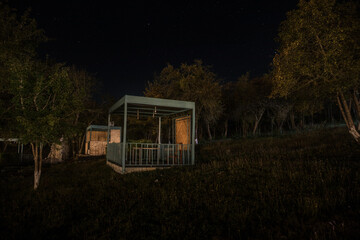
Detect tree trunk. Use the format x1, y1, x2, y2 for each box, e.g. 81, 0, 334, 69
252, 110, 265, 135
337, 94, 350, 128
299, 114, 305, 129
31, 142, 42, 190
242, 120, 248, 137
278, 120, 284, 134
224, 119, 228, 138
38, 143, 43, 187
353, 90, 360, 131
207, 122, 212, 140
71, 139, 76, 159
290, 111, 297, 130
1, 142, 8, 153
252, 119, 259, 135
78, 133, 86, 155
337, 91, 360, 142
348, 125, 360, 142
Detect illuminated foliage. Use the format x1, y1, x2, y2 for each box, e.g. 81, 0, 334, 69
0, 3, 97, 189
273, 0, 360, 97
145, 60, 223, 139
272, 0, 360, 141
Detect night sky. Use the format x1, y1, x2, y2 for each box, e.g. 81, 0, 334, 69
10, 0, 299, 99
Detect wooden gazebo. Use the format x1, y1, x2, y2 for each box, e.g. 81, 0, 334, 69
106, 95, 195, 173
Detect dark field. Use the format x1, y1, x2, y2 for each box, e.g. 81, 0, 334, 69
1, 128, 359, 239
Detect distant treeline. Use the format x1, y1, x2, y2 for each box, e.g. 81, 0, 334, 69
144, 62, 345, 141
145, 0, 360, 143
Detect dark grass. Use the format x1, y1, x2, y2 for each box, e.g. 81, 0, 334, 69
1, 128, 359, 239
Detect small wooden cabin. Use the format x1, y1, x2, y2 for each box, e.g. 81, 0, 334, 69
85, 125, 121, 156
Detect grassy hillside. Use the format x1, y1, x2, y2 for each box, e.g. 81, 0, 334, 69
1, 128, 359, 239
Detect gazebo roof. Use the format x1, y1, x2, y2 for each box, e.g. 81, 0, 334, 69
109, 95, 195, 117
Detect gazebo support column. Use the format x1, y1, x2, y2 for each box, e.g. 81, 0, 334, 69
106, 114, 111, 161
89, 128, 92, 145
158, 117, 161, 163
122, 101, 127, 173
158, 117, 161, 144
191, 108, 195, 165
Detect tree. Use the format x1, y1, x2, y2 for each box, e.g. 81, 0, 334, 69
220, 81, 237, 137
232, 73, 272, 136
0, 3, 48, 189
0, 3, 45, 140
267, 99, 292, 133
16, 61, 76, 189
271, 0, 360, 142
0, 3, 95, 189
145, 60, 223, 140
46, 65, 100, 162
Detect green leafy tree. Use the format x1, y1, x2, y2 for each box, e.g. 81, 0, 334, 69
15, 61, 75, 189
0, 2, 45, 140
62, 66, 100, 158
232, 73, 272, 136
0, 4, 64, 189
220, 81, 237, 137
146, 64, 182, 99
267, 99, 293, 133
145, 60, 223, 140
272, 0, 360, 141
0, 3, 97, 189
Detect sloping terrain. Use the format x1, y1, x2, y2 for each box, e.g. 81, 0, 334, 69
1, 128, 359, 239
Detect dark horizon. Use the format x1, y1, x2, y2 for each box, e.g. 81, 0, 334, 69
10, 0, 299, 98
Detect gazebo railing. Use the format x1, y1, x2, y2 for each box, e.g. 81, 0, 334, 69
107, 142, 191, 167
